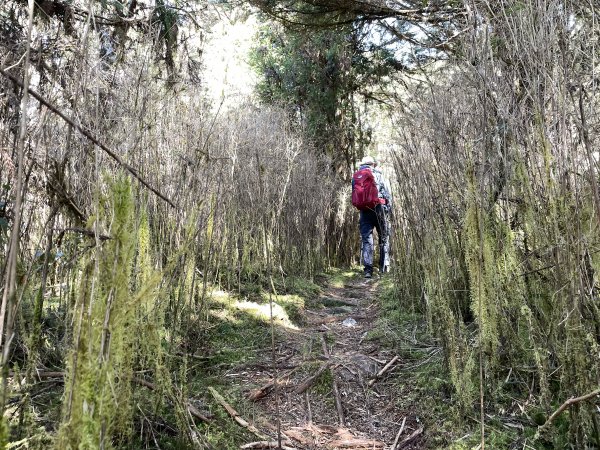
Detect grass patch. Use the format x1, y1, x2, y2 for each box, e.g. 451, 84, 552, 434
312, 367, 334, 397
320, 298, 353, 308
374, 277, 547, 449
260, 293, 306, 326
178, 280, 326, 448
318, 267, 360, 288
173, 289, 279, 448
209, 289, 301, 329
282, 276, 322, 299
203, 314, 270, 369
298, 335, 322, 360
295, 361, 335, 408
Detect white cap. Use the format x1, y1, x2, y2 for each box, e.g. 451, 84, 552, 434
359, 156, 375, 166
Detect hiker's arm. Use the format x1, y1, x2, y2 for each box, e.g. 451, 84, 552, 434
378, 174, 392, 207
383, 179, 392, 206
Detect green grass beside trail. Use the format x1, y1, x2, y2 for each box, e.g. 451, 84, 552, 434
372, 279, 545, 450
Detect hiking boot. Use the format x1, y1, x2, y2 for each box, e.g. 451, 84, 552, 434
364, 265, 373, 279
364, 272, 372, 279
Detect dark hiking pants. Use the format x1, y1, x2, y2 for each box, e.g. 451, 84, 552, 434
359, 205, 389, 274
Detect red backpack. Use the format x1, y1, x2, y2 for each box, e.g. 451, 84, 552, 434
352, 168, 379, 210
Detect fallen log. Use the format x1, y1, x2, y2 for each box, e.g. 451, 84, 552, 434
240, 441, 296, 449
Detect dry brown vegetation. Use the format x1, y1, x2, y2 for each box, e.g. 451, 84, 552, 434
390, 1, 600, 447
1, 0, 600, 448
0, 2, 349, 447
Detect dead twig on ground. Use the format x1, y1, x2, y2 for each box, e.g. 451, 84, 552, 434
247, 368, 299, 402
368, 355, 399, 387
396, 426, 423, 449
321, 334, 345, 426
240, 441, 296, 449
294, 361, 334, 395
391, 416, 407, 450
208, 387, 268, 440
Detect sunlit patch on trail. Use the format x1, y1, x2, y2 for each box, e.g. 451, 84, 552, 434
210, 289, 231, 301
208, 289, 301, 329
234, 300, 299, 330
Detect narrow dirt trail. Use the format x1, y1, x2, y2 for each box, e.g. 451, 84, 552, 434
227, 277, 426, 450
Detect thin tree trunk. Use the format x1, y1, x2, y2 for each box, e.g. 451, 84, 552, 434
0, 0, 35, 413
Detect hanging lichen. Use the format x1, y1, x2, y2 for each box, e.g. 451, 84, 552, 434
56, 177, 158, 449
464, 180, 499, 361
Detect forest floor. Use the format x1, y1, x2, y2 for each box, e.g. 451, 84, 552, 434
20, 269, 527, 449
16, 268, 541, 449
200, 270, 460, 449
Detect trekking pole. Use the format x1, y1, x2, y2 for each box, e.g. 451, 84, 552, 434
359, 240, 363, 267
388, 215, 392, 272
383, 212, 391, 273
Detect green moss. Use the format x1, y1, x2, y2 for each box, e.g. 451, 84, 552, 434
273, 294, 305, 325
283, 276, 322, 299
56, 177, 167, 449
312, 367, 334, 396
0, 416, 8, 450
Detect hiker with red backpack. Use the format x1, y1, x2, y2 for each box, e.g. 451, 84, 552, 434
351, 156, 392, 279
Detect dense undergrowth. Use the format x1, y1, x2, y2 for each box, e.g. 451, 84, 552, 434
375, 280, 559, 449
386, 2, 600, 448
2, 0, 600, 448
5, 215, 338, 449
0, 4, 353, 442
1, 169, 346, 448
